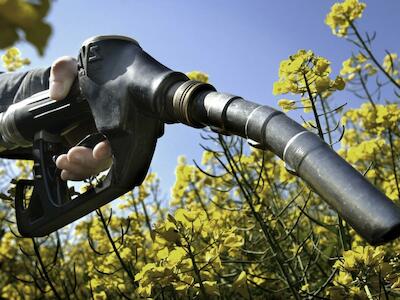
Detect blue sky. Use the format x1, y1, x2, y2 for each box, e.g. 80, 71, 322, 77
15, 0, 400, 195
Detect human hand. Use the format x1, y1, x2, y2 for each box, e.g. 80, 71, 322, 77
50, 56, 112, 181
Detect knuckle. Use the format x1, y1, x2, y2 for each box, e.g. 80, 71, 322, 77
67, 148, 83, 164
55, 155, 67, 168
50, 56, 78, 79
51, 56, 77, 69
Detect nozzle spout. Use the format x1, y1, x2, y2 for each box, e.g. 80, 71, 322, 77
178, 87, 400, 245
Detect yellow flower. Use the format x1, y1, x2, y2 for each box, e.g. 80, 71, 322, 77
1, 47, 30, 71
300, 98, 312, 113
340, 55, 376, 82
333, 76, 346, 90
274, 50, 343, 96
341, 57, 357, 76
156, 247, 169, 260
223, 233, 244, 249
278, 99, 296, 112
315, 77, 332, 93
342, 251, 357, 270
202, 281, 219, 296
356, 53, 367, 63
383, 53, 399, 75
273, 81, 292, 95
137, 284, 152, 297
334, 271, 353, 286
325, 0, 366, 37
364, 63, 377, 76
186, 71, 209, 83
167, 247, 187, 266
155, 220, 180, 243
314, 58, 331, 75
172, 274, 194, 294
93, 291, 107, 300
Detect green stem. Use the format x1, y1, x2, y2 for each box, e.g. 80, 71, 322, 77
97, 209, 137, 287
364, 284, 373, 300
190, 182, 211, 220
349, 21, 400, 90
303, 73, 324, 139
388, 128, 400, 200
357, 70, 376, 109
140, 198, 154, 238
320, 97, 333, 146
219, 136, 301, 299
32, 238, 62, 300
182, 234, 207, 299
337, 216, 350, 251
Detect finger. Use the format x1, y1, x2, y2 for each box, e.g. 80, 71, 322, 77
93, 141, 112, 160
49, 56, 77, 100
67, 146, 112, 172
56, 146, 112, 181
60, 160, 111, 181
67, 146, 98, 167
55, 154, 68, 169
56, 153, 96, 175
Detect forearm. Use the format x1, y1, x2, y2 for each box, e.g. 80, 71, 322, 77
0, 68, 50, 112
0, 68, 50, 158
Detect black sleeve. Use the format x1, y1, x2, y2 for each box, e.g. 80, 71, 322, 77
0, 68, 50, 112
0, 68, 50, 159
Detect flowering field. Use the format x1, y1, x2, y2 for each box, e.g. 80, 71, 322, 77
1, 0, 400, 299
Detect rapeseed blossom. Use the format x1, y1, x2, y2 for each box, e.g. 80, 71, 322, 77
1, 47, 30, 71
325, 0, 366, 37
273, 50, 345, 97
340, 54, 377, 81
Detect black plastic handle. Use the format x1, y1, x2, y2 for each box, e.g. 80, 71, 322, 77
16, 121, 158, 236
14, 35, 185, 236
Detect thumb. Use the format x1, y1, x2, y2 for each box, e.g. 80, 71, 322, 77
49, 56, 77, 100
